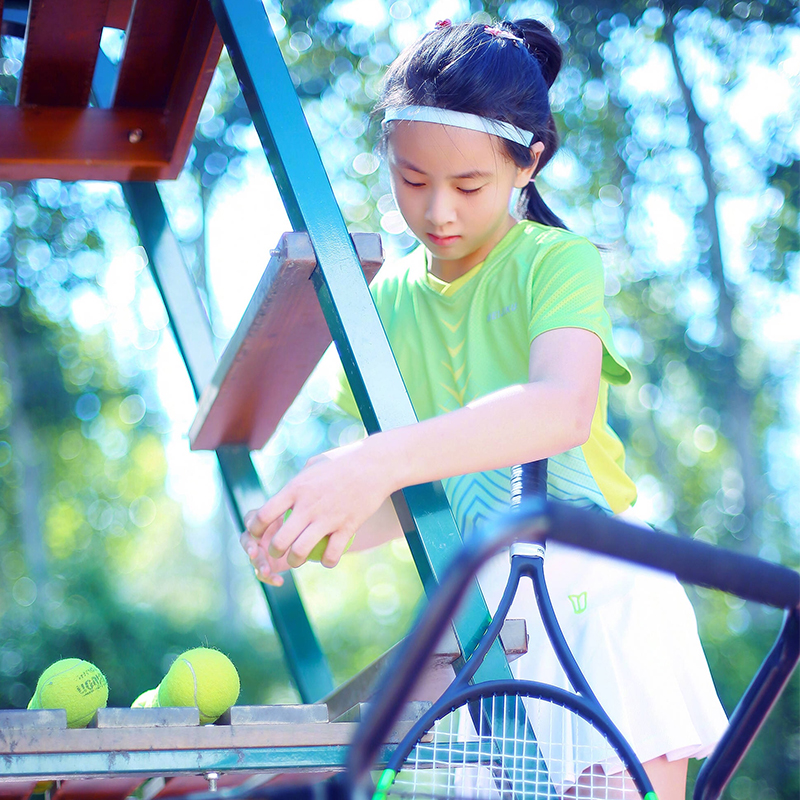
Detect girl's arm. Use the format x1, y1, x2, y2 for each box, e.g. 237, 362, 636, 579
243, 327, 601, 584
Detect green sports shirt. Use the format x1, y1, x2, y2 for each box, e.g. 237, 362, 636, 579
331, 221, 636, 538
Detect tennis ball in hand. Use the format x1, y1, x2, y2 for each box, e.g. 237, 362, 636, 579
308, 533, 357, 561
282, 510, 354, 562
28, 658, 108, 728
133, 648, 240, 724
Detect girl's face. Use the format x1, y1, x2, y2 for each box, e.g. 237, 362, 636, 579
387, 121, 538, 282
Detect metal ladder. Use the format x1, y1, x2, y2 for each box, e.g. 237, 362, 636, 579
117, 0, 517, 703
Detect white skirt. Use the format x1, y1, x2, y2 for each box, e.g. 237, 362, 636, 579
475, 533, 729, 783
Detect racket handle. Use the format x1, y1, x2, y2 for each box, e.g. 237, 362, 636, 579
510, 460, 548, 508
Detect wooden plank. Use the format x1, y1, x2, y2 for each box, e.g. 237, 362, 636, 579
0, 108, 176, 182
160, 0, 223, 177
226, 704, 329, 725
0, 709, 66, 729
0, 701, 427, 758
94, 707, 199, 728
105, 0, 134, 30
0, 720, 360, 754
1, 0, 218, 180
111, 0, 221, 177
189, 232, 384, 451
18, 0, 110, 107
331, 700, 430, 724
114, 0, 201, 108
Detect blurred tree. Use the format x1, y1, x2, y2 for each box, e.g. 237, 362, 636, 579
0, 178, 236, 706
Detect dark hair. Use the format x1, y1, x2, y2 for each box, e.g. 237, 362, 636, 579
375, 19, 566, 229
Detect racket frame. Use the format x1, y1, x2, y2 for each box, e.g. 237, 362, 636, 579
378, 679, 654, 799
377, 539, 655, 799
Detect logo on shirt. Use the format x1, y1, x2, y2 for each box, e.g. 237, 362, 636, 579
487, 303, 517, 322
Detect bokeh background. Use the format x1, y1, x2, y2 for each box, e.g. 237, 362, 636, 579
0, 0, 798, 796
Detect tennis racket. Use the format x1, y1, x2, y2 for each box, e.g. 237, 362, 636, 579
370, 461, 655, 800
180, 494, 798, 800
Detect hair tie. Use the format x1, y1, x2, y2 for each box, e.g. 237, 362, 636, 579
484, 25, 523, 44
434, 19, 451, 29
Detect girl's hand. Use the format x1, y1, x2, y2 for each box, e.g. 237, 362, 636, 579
240, 517, 293, 586
241, 438, 395, 580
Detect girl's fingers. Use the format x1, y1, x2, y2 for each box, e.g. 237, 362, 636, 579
245, 445, 377, 571
246, 517, 353, 575
267, 508, 307, 559
246, 490, 292, 539
240, 523, 286, 587
258, 567, 284, 587
239, 529, 257, 560
317, 531, 352, 569
276, 519, 349, 569
248, 538, 286, 587
285, 525, 325, 568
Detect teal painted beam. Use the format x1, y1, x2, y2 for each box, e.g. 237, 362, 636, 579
208, 0, 412, 437
208, 0, 512, 684
0, 745, 356, 779
215, 444, 335, 699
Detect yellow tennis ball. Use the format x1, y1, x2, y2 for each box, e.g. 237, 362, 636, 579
131, 687, 159, 708
308, 534, 356, 561
157, 647, 240, 724
282, 510, 354, 563
308, 534, 332, 561
28, 658, 108, 728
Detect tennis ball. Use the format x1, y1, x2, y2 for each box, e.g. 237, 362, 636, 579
28, 658, 108, 728
156, 647, 240, 724
308, 535, 332, 561
131, 687, 159, 708
282, 509, 353, 563
308, 534, 356, 562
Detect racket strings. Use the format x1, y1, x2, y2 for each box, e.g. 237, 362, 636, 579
387, 692, 645, 800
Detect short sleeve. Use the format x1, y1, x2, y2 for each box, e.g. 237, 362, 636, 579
527, 236, 630, 386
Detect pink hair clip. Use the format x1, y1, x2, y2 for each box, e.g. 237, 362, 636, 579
484, 25, 523, 44
435, 19, 451, 29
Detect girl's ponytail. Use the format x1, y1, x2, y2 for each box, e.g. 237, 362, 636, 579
517, 110, 566, 229
511, 19, 567, 229
513, 19, 562, 89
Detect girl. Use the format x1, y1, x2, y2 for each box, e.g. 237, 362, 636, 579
241, 19, 728, 799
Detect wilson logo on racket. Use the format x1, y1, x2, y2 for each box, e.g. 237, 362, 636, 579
569, 591, 588, 614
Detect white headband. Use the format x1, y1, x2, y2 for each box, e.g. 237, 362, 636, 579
383, 106, 536, 148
